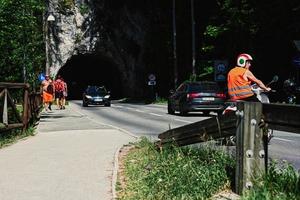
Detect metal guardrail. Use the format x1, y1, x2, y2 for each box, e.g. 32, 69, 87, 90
157, 102, 300, 195
0, 82, 43, 132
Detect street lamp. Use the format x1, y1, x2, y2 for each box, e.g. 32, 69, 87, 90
45, 13, 55, 75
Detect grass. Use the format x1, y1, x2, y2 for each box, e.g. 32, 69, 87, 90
117, 137, 235, 199
242, 159, 300, 200
117, 137, 300, 200
0, 125, 36, 148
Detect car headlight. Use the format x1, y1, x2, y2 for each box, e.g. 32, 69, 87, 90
104, 95, 110, 99
85, 95, 92, 99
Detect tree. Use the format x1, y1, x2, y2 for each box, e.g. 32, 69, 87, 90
0, 0, 44, 88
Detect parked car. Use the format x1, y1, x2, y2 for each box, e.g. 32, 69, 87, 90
82, 85, 111, 107
167, 81, 226, 115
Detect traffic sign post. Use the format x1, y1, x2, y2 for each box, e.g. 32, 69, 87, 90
214, 60, 228, 82
147, 74, 157, 101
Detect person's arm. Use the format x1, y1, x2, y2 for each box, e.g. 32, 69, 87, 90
244, 70, 271, 91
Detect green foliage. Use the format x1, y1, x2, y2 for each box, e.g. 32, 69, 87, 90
188, 61, 214, 82
79, 4, 89, 15
204, 25, 228, 38
0, 125, 36, 148
58, 0, 74, 13
117, 137, 235, 199
0, 0, 44, 86
242, 160, 300, 200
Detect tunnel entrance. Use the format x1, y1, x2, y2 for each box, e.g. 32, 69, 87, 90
57, 54, 123, 100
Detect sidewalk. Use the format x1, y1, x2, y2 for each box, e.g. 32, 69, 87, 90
0, 104, 137, 200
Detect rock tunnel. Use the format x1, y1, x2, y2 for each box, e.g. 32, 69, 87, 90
57, 54, 123, 100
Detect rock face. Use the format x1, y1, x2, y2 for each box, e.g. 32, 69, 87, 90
47, 0, 170, 97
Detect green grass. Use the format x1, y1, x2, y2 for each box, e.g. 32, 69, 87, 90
117, 137, 235, 199
0, 125, 36, 148
242, 159, 300, 200
117, 138, 300, 200
153, 97, 168, 104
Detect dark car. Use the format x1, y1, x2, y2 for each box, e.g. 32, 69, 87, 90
167, 81, 226, 115
82, 85, 111, 107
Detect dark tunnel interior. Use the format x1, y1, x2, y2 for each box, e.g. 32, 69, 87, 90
57, 54, 123, 100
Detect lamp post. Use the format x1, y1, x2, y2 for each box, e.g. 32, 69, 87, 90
45, 13, 55, 75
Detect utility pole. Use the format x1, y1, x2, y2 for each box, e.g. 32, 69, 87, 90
172, 0, 178, 88
191, 0, 196, 76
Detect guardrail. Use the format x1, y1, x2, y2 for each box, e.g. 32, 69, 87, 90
157, 102, 300, 195
0, 82, 43, 132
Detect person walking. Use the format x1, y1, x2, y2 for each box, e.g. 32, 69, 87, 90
61, 77, 68, 109
41, 75, 54, 112
54, 75, 65, 109
227, 53, 271, 101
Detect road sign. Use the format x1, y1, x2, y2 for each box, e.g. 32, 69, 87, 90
38, 73, 45, 82
292, 56, 300, 68
148, 80, 156, 86
214, 60, 228, 82
148, 74, 156, 81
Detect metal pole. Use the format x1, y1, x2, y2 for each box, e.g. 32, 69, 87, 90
172, 0, 178, 88
191, 0, 196, 76
45, 22, 49, 75
44, 2, 49, 76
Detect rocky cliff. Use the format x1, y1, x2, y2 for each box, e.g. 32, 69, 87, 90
47, 0, 171, 97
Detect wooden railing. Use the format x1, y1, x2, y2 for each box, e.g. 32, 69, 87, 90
0, 82, 43, 132
157, 102, 300, 195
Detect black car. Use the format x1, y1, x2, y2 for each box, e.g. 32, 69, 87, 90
82, 85, 111, 107
167, 81, 226, 115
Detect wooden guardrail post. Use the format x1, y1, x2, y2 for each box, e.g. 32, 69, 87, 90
2, 88, 8, 125
22, 84, 30, 131
235, 102, 265, 195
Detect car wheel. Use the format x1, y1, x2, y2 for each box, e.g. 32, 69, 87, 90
167, 102, 175, 114
105, 102, 111, 107
217, 110, 223, 116
179, 105, 187, 116
82, 101, 88, 107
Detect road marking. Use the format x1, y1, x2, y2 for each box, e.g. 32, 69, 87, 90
273, 137, 293, 142
174, 118, 192, 123
149, 113, 163, 117
135, 109, 145, 113
112, 105, 123, 108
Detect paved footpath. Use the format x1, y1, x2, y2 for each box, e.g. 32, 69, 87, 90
0, 104, 137, 200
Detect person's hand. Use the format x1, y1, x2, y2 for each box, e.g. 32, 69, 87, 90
265, 87, 271, 92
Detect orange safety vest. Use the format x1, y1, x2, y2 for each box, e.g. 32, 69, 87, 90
227, 67, 254, 100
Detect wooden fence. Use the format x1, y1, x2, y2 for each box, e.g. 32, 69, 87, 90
157, 102, 300, 195
0, 82, 42, 132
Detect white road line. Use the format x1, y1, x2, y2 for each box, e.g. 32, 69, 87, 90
149, 113, 163, 117
135, 109, 145, 113
273, 137, 293, 142
174, 118, 193, 123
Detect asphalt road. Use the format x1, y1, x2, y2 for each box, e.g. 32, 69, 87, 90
70, 100, 300, 170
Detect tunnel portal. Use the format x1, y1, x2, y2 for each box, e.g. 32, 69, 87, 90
57, 54, 123, 100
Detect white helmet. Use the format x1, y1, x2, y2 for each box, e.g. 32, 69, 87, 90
237, 53, 253, 67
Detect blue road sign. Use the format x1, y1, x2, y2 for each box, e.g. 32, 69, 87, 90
292, 56, 300, 68
38, 73, 45, 82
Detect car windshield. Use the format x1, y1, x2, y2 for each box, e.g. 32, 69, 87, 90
189, 82, 219, 93
86, 86, 107, 95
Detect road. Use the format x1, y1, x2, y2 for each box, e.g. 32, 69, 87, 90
70, 100, 300, 170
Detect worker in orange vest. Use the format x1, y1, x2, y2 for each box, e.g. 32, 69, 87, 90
227, 53, 271, 101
